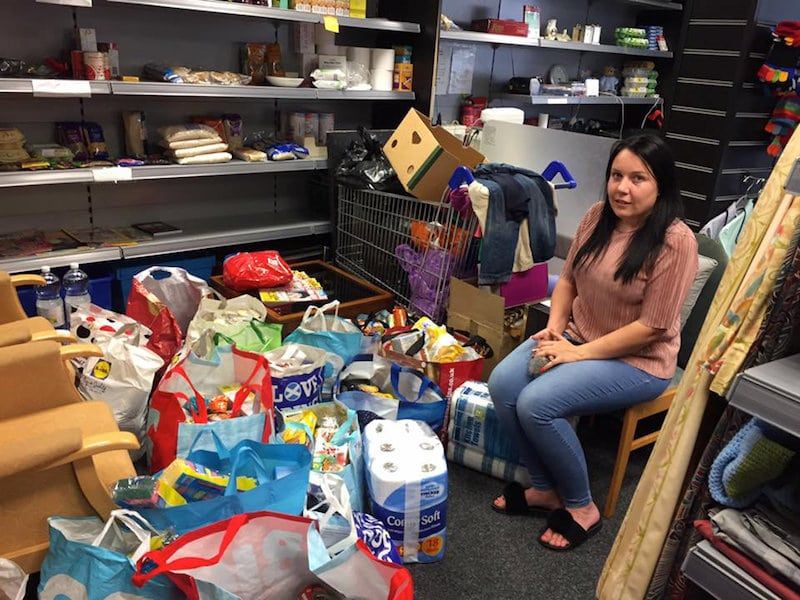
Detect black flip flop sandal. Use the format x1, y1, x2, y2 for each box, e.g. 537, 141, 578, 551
491, 482, 551, 517
538, 508, 602, 552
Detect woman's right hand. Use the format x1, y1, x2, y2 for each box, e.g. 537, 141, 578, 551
531, 327, 563, 342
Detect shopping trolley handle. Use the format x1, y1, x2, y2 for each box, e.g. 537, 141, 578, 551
543, 161, 577, 190
448, 166, 475, 190
448, 161, 576, 191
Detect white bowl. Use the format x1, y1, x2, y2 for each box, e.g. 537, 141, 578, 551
266, 75, 305, 88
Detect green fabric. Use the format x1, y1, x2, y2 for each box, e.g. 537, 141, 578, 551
214, 320, 283, 353
725, 436, 796, 501
718, 199, 755, 257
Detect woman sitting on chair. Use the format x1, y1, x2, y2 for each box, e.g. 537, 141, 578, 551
488, 134, 698, 552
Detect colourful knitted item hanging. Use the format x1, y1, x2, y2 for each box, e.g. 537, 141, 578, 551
765, 94, 800, 157
709, 418, 796, 508
758, 21, 800, 87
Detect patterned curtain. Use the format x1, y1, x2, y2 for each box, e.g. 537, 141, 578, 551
647, 222, 800, 599
597, 128, 800, 600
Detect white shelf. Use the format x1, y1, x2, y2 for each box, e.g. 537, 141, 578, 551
0, 79, 415, 101
0, 248, 122, 274
129, 158, 328, 181
0, 159, 329, 189
728, 353, 800, 439
538, 38, 673, 58
104, 0, 420, 32
439, 31, 673, 58
616, 0, 683, 10
0, 170, 94, 188
682, 541, 780, 600
497, 94, 662, 106
440, 30, 540, 48
121, 213, 331, 258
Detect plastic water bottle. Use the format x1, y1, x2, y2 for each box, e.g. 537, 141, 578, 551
63, 262, 91, 314
35, 266, 66, 328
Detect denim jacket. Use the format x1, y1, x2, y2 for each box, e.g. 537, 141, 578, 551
474, 163, 556, 285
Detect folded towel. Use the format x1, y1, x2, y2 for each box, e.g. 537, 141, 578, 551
709, 418, 796, 508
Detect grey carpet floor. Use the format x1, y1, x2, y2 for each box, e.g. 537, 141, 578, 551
407, 417, 651, 600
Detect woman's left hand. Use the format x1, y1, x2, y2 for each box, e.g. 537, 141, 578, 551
535, 335, 587, 371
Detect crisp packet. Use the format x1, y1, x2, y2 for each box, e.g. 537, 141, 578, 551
282, 409, 318, 446
157, 458, 258, 505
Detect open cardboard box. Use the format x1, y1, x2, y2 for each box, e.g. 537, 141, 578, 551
447, 277, 527, 379
384, 109, 485, 204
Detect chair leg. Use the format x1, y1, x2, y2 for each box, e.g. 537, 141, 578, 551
603, 409, 638, 519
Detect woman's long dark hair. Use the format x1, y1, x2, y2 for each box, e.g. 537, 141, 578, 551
571, 134, 683, 284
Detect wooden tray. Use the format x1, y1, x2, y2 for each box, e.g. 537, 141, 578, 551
210, 260, 394, 334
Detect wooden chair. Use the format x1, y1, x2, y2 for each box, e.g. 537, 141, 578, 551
0, 341, 138, 573
602, 235, 729, 518
0, 271, 62, 336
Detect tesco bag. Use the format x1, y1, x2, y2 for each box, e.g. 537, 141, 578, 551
185, 296, 267, 347
126, 267, 213, 363
222, 251, 293, 292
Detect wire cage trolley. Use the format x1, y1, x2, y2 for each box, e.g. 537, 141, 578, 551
335, 184, 479, 321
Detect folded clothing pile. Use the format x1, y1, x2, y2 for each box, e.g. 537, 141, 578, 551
622, 61, 658, 98
158, 124, 232, 165
616, 27, 648, 49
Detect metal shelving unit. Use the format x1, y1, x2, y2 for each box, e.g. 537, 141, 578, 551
682, 541, 780, 600
0, 214, 331, 273
120, 213, 331, 259
439, 30, 673, 58
615, 0, 683, 10
0, 159, 329, 189
105, 0, 420, 32
0, 79, 415, 101
727, 353, 800, 438
0, 248, 123, 275
496, 93, 662, 106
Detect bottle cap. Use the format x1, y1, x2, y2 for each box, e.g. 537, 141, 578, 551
70, 263, 79, 269
41, 266, 51, 273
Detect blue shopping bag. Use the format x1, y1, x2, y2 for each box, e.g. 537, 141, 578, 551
138, 440, 312, 535
335, 355, 447, 431
284, 301, 363, 382
38, 511, 180, 600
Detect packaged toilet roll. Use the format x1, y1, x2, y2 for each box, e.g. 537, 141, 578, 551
370, 70, 393, 91
363, 419, 448, 563
371, 48, 395, 71
346, 46, 371, 69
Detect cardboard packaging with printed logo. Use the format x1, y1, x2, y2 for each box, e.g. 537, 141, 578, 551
384, 109, 485, 204
447, 278, 527, 378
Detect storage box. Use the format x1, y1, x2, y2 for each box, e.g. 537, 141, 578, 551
209, 260, 393, 335
497, 263, 548, 307
384, 109, 485, 204
471, 19, 529, 37
446, 278, 527, 378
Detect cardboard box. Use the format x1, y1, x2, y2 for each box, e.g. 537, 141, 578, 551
471, 19, 529, 37
447, 278, 527, 378
384, 109, 485, 203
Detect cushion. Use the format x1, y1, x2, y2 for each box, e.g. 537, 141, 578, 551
679, 254, 718, 330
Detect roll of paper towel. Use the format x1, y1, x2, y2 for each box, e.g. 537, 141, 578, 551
371, 48, 395, 71
346, 46, 371, 68
364, 419, 448, 563
315, 23, 336, 49
370, 69, 394, 91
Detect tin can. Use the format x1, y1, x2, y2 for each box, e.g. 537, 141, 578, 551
304, 112, 319, 142
289, 112, 305, 144
83, 52, 107, 80
317, 112, 334, 146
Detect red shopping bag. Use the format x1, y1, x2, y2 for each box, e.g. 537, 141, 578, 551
132, 511, 414, 600
146, 345, 274, 473
126, 267, 212, 363
222, 250, 293, 292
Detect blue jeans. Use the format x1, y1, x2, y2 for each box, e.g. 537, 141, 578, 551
487, 338, 670, 508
